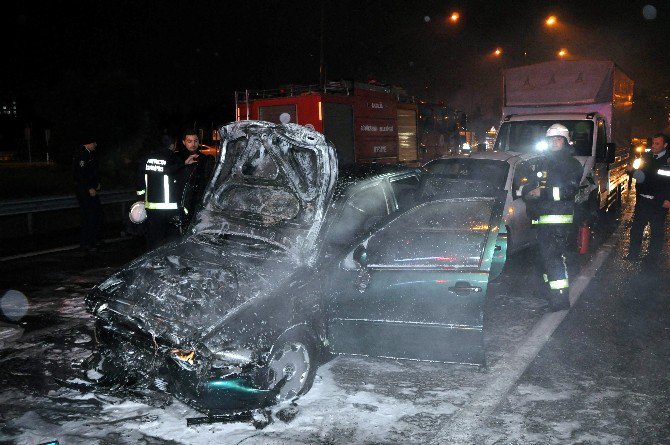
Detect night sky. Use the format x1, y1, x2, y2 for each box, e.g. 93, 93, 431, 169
2, 0, 669, 139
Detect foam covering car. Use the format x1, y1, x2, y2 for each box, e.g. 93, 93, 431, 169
85, 121, 508, 415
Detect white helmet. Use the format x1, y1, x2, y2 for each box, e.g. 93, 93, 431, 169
546, 123, 571, 143
129, 201, 147, 224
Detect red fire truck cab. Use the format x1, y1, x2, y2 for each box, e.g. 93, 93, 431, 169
235, 81, 465, 166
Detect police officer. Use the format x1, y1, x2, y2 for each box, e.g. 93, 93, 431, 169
523, 124, 583, 311
626, 133, 670, 262
73, 139, 103, 252
137, 135, 181, 249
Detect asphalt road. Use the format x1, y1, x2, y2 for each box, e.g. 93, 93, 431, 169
0, 196, 669, 444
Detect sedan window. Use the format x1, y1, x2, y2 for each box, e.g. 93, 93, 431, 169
424, 159, 508, 190
366, 199, 496, 269
326, 184, 389, 247
389, 175, 421, 212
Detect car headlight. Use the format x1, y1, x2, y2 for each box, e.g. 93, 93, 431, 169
211, 349, 255, 367
207, 349, 256, 377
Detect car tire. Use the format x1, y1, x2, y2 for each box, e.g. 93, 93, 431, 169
266, 327, 318, 402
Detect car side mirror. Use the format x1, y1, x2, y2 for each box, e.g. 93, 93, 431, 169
353, 244, 368, 268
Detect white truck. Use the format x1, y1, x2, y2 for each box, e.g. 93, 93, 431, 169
493, 60, 634, 217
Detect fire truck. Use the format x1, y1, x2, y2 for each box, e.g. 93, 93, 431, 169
235, 80, 465, 166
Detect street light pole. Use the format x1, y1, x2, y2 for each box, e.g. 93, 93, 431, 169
319, 0, 326, 90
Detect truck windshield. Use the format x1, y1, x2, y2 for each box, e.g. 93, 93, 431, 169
494, 120, 594, 156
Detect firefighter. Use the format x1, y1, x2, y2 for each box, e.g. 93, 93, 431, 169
626, 133, 670, 262
136, 135, 181, 249
522, 123, 583, 311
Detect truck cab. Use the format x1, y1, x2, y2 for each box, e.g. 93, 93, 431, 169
493, 60, 634, 216
493, 113, 628, 212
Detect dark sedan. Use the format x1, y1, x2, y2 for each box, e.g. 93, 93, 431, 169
85, 121, 508, 415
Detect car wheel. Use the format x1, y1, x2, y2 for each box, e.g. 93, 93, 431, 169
266, 328, 318, 402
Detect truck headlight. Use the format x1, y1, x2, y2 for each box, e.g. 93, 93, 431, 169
535, 141, 548, 151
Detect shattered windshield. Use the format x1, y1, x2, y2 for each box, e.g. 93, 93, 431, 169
494, 120, 594, 156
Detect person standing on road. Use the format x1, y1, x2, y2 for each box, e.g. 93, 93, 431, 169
136, 134, 181, 250
626, 133, 670, 263
73, 139, 103, 252
522, 124, 583, 311
174, 129, 215, 230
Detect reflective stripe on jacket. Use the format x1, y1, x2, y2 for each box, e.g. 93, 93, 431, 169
531, 214, 574, 224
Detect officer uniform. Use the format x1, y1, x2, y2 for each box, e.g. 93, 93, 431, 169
628, 149, 670, 260
74, 143, 103, 251
137, 139, 181, 249
523, 136, 583, 311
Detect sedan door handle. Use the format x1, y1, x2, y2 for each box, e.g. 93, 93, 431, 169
448, 281, 482, 294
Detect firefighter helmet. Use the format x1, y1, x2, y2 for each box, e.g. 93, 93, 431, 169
129, 201, 147, 224
546, 123, 571, 144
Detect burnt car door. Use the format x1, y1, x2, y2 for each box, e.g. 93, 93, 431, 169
327, 194, 506, 365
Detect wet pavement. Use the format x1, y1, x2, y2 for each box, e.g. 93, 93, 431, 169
481, 207, 670, 444
0, 195, 669, 444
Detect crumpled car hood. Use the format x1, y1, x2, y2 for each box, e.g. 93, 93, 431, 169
90, 121, 338, 347
192, 121, 338, 267
92, 238, 295, 346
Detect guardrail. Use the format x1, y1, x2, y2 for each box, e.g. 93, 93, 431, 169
0, 189, 137, 234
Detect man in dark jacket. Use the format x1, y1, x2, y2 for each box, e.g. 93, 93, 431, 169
73, 139, 102, 252
137, 135, 181, 249
522, 123, 584, 311
173, 129, 215, 229
626, 133, 670, 262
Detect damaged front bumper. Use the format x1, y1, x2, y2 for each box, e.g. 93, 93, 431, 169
91, 312, 278, 414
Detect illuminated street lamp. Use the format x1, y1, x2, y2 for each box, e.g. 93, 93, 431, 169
449, 11, 460, 23
493, 47, 502, 56
557, 48, 568, 58
545, 15, 557, 26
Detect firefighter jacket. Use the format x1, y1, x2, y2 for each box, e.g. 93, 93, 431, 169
632, 150, 670, 206
73, 145, 99, 192
522, 147, 583, 225
137, 150, 181, 211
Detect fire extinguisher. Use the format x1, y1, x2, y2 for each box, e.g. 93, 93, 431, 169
577, 221, 590, 254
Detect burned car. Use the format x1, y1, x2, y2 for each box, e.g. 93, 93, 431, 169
85, 121, 508, 415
